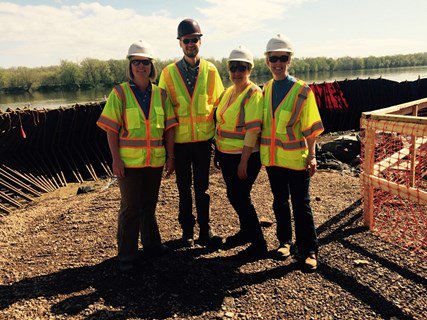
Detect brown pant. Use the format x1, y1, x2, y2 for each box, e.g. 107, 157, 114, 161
117, 167, 163, 262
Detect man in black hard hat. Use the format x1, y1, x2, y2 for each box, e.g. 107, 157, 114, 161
159, 19, 224, 248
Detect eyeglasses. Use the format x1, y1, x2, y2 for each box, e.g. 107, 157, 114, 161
131, 59, 151, 66
229, 65, 248, 73
182, 38, 199, 45
268, 55, 290, 63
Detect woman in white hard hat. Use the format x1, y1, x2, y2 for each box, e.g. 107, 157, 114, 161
261, 34, 324, 271
97, 40, 178, 272
213, 45, 267, 257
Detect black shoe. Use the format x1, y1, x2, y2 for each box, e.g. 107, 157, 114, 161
198, 230, 223, 247
225, 231, 250, 247
118, 261, 134, 273
237, 243, 268, 259
182, 229, 194, 247
144, 244, 172, 257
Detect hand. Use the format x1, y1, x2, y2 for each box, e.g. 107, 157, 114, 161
237, 160, 248, 180
112, 158, 125, 178
164, 157, 175, 178
306, 157, 317, 177
213, 148, 221, 169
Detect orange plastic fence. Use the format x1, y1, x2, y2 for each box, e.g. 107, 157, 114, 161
360, 100, 427, 256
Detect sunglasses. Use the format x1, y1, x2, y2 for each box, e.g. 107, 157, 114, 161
268, 55, 290, 63
229, 65, 248, 73
182, 37, 199, 45
131, 59, 151, 66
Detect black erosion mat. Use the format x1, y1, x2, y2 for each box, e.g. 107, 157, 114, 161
1, 77, 426, 214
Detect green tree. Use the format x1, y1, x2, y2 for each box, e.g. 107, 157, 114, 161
59, 60, 82, 89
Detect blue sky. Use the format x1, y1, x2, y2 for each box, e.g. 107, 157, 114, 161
1, 0, 426, 68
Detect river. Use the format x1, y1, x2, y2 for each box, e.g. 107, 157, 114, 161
1, 66, 427, 111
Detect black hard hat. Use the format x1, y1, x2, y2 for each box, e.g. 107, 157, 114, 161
177, 19, 203, 39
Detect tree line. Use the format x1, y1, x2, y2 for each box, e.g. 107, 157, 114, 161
1, 53, 426, 93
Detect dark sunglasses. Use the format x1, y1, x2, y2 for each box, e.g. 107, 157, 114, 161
229, 65, 248, 73
182, 37, 199, 45
268, 55, 290, 63
131, 59, 151, 66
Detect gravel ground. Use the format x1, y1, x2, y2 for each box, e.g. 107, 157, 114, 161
0, 165, 426, 320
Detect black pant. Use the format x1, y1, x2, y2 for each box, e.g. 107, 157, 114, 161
117, 167, 163, 262
266, 166, 318, 255
175, 140, 212, 234
218, 151, 265, 245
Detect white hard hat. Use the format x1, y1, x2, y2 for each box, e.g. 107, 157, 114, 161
228, 45, 254, 67
265, 34, 294, 54
127, 40, 155, 59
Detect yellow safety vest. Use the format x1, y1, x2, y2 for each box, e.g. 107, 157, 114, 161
260, 79, 324, 170
158, 59, 224, 143
214, 82, 262, 153
97, 82, 177, 168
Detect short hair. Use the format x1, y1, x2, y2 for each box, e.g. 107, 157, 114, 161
126, 59, 158, 82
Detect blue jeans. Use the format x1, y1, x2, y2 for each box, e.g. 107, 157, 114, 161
266, 166, 318, 255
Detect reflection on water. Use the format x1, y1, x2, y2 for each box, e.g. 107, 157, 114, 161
1, 66, 427, 111
0, 87, 110, 111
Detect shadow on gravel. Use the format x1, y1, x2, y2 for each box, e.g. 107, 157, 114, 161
0, 199, 423, 319
0, 248, 297, 319
315, 198, 419, 320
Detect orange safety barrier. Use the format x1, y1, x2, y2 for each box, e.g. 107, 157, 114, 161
360, 98, 427, 256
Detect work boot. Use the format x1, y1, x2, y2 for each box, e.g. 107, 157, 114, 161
274, 243, 291, 260
181, 229, 194, 247
237, 242, 268, 259
144, 244, 173, 257
118, 260, 134, 273
198, 229, 223, 247
303, 252, 318, 272
225, 231, 250, 247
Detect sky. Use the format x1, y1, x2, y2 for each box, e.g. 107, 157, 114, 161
0, 0, 426, 68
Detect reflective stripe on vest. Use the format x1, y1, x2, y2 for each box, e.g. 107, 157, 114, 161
260, 137, 306, 150
286, 87, 309, 141
97, 115, 121, 132
235, 85, 258, 132
119, 138, 164, 147
114, 84, 129, 138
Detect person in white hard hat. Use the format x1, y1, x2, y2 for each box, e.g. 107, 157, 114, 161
213, 45, 267, 258
260, 34, 324, 271
97, 40, 178, 272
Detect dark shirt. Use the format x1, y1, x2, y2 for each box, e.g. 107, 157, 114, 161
129, 81, 152, 119
176, 58, 200, 97
272, 75, 297, 114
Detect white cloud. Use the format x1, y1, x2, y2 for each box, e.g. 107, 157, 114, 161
298, 37, 427, 58
197, 0, 309, 40
0, 2, 181, 67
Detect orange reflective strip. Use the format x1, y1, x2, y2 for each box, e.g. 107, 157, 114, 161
302, 121, 324, 137
286, 86, 308, 141
165, 117, 178, 129
164, 68, 178, 103
261, 137, 306, 150
245, 120, 261, 130
97, 115, 121, 132
236, 85, 258, 132
114, 84, 129, 138
218, 129, 245, 140
119, 138, 163, 147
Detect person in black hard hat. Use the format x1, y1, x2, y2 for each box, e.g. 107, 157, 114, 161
159, 19, 224, 248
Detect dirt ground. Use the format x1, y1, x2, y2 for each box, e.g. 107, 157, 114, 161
0, 163, 426, 319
